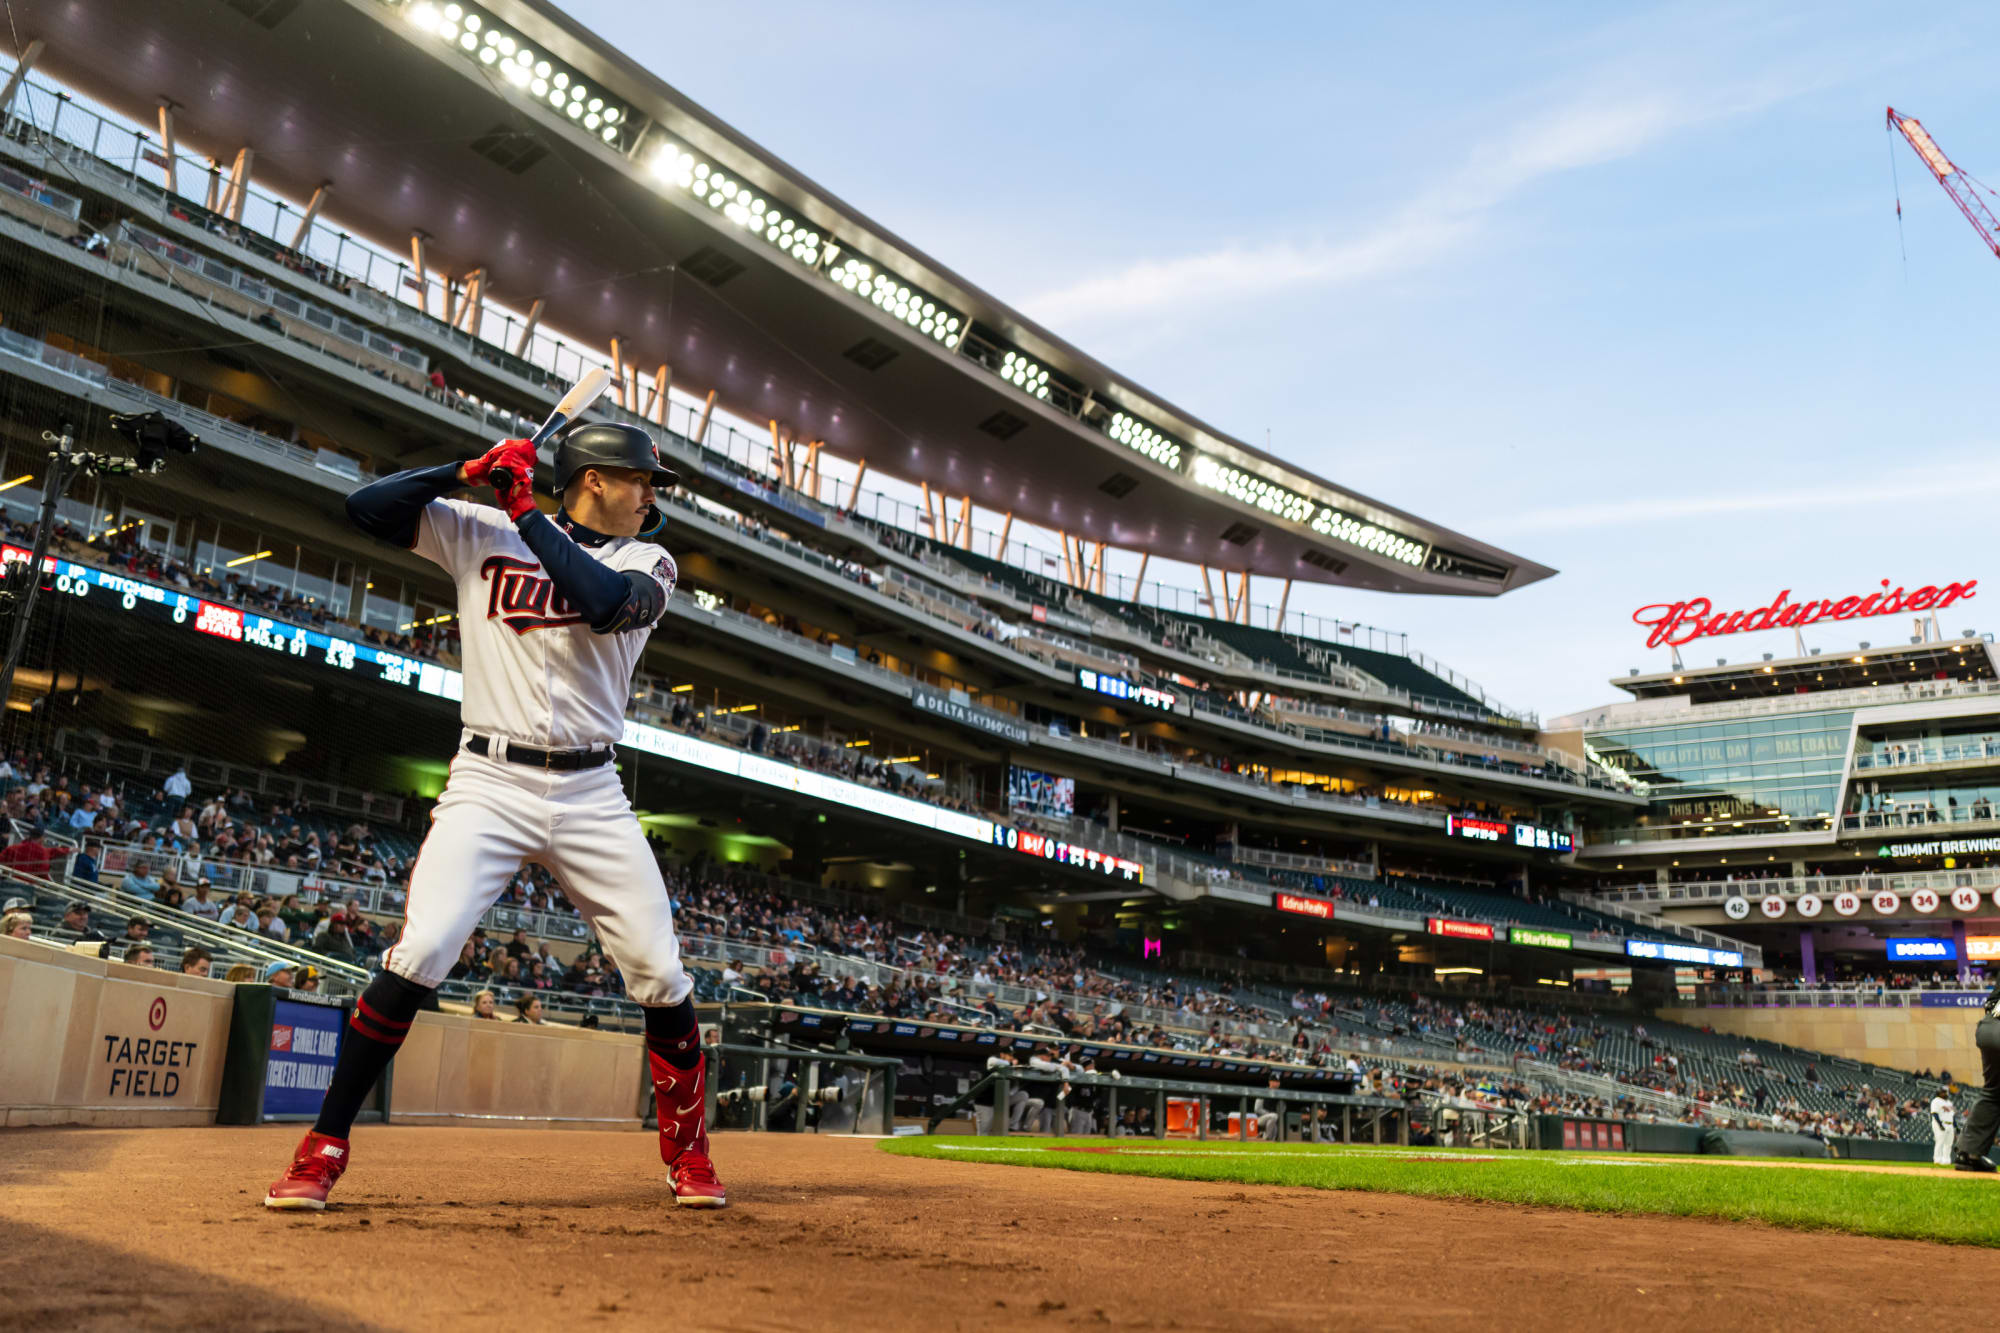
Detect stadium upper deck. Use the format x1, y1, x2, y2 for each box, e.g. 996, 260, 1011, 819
5, 0, 1551, 599
0, 10, 1723, 992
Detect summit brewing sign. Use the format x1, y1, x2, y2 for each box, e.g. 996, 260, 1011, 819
1633, 580, 1977, 650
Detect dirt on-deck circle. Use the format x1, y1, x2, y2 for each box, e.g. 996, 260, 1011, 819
0, 1126, 1990, 1331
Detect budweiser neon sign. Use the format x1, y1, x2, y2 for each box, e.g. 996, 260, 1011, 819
1633, 579, 1976, 650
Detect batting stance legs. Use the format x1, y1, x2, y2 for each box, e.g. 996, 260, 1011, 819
264, 742, 723, 1209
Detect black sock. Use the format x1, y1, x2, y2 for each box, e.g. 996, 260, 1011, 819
314, 970, 432, 1139
644, 996, 701, 1070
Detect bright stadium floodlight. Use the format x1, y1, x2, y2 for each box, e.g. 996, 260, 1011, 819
1108, 411, 1183, 469
1192, 454, 1428, 563
388, 0, 638, 149
651, 135, 965, 346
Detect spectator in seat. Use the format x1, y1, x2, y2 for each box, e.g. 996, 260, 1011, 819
257, 902, 288, 943
180, 945, 212, 978
60, 901, 102, 941
312, 913, 359, 963
512, 993, 546, 1025
67, 795, 99, 833
121, 942, 155, 968
2, 910, 31, 940
0, 825, 54, 879
472, 989, 499, 1020
168, 806, 199, 848
162, 764, 192, 801
505, 928, 532, 962
72, 841, 99, 884
122, 917, 150, 945
122, 858, 161, 902
265, 962, 297, 988
183, 880, 222, 922
222, 963, 257, 983
219, 895, 259, 932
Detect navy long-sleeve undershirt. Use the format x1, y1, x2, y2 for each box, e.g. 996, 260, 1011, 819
344, 462, 463, 549
515, 510, 635, 631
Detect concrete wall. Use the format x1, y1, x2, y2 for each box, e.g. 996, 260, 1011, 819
390, 1010, 647, 1129
2, 934, 649, 1129
1659, 1004, 1981, 1078
0, 934, 236, 1127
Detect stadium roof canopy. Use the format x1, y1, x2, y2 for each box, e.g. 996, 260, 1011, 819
23, 0, 1554, 597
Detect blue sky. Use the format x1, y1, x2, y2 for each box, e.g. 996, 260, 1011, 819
563, 0, 2000, 720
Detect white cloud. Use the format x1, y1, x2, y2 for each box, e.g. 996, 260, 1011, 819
1025, 51, 1831, 331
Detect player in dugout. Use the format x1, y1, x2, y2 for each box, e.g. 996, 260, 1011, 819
262, 424, 724, 1210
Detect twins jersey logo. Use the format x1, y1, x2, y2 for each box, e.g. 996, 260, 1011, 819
479, 555, 587, 634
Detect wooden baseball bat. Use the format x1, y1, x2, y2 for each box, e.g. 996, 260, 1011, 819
490, 365, 612, 488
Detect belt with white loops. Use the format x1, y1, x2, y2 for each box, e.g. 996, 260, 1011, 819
465, 733, 614, 771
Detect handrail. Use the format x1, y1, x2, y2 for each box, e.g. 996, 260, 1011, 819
1695, 984, 1993, 1009
8, 862, 369, 986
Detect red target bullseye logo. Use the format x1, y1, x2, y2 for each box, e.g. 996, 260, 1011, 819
147, 997, 167, 1031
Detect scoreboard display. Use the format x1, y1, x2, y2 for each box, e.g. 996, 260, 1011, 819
4, 545, 464, 702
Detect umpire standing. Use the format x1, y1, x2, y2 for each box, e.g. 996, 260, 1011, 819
1951, 988, 2000, 1172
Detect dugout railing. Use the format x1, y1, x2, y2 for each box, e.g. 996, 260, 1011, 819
701, 1042, 901, 1137
932, 1067, 1410, 1145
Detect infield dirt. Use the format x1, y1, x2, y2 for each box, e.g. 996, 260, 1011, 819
2, 1125, 1995, 1330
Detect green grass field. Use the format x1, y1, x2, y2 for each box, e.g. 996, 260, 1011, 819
881, 1137, 2000, 1247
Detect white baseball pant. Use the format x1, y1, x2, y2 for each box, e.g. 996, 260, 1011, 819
1934, 1123, 1956, 1165
384, 742, 691, 1006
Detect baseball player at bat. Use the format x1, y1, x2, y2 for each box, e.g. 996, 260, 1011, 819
264, 404, 726, 1210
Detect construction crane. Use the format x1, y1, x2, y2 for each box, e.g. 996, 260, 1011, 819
1887, 106, 2000, 260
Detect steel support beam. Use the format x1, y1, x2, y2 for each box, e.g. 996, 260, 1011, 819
289, 181, 330, 253
0, 40, 44, 124
513, 297, 544, 357
155, 100, 179, 197
409, 233, 431, 316
221, 147, 254, 223
693, 389, 717, 448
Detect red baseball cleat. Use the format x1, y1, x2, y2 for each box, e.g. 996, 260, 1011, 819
264, 1130, 349, 1211
668, 1150, 727, 1209
652, 1052, 727, 1208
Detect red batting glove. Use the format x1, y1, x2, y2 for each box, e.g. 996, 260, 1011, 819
486, 440, 539, 520
463, 437, 530, 487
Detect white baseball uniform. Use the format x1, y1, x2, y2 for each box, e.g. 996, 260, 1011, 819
1932, 1094, 1957, 1165
382, 497, 690, 1006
